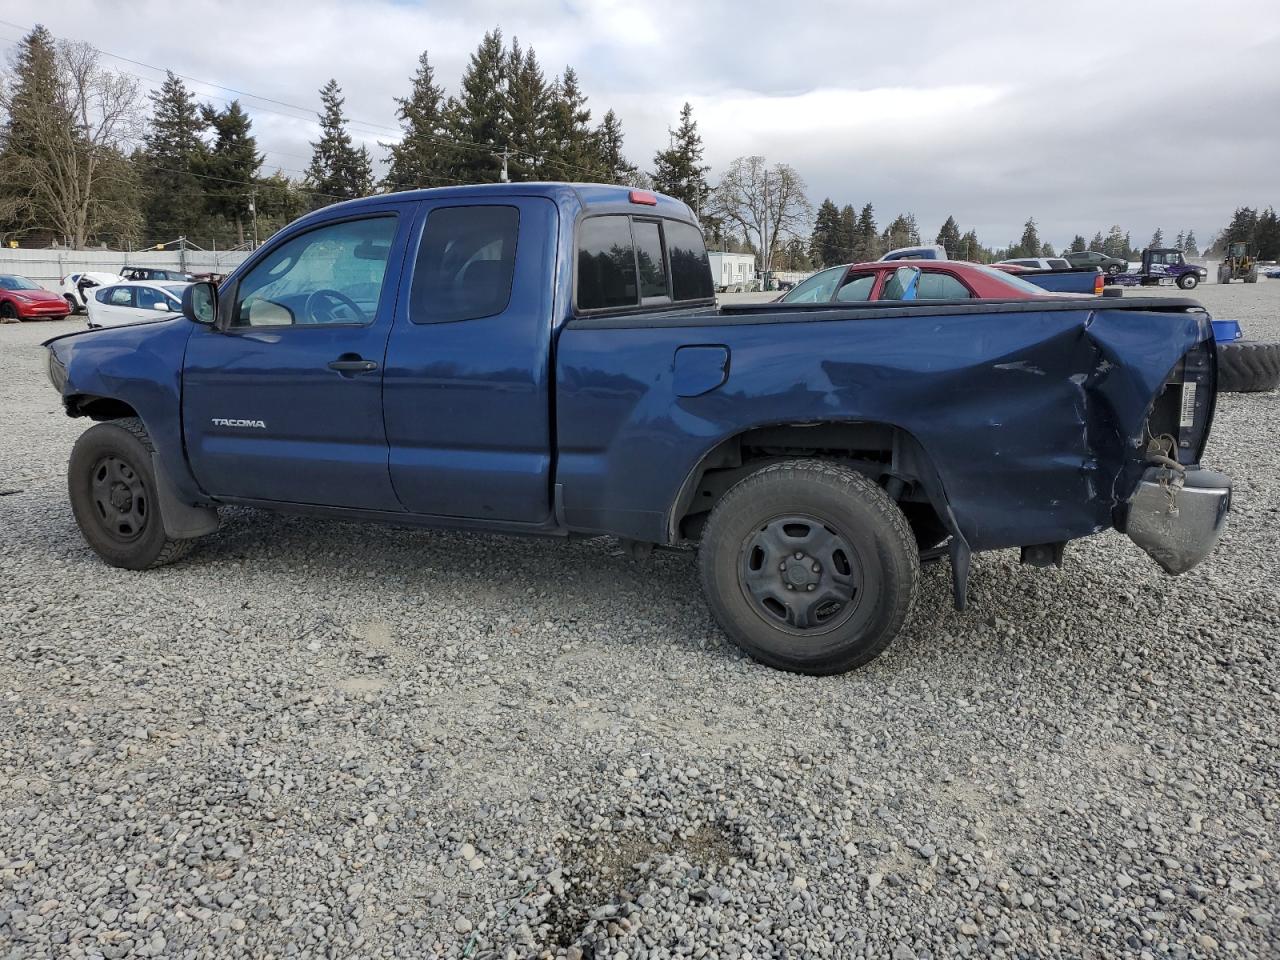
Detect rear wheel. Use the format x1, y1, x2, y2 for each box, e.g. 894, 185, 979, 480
1217, 341, 1280, 393
1108, 263, 1122, 275
68, 418, 195, 569
699, 460, 920, 675
63, 294, 81, 314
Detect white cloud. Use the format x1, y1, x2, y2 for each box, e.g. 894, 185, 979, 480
2, 0, 1277, 246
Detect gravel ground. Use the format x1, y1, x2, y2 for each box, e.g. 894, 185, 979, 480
1, 283, 1277, 960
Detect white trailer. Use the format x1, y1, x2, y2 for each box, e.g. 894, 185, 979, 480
708, 252, 757, 292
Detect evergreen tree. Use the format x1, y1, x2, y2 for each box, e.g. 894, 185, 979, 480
1173, 230, 1185, 253
838, 204, 858, 262
652, 102, 709, 212
1149, 227, 1164, 249
449, 30, 508, 182
1016, 217, 1040, 258
1040, 242, 1055, 257
809, 199, 842, 266
1089, 231, 1104, 252
385, 50, 451, 191
1102, 224, 1126, 257
1069, 234, 1087, 253
854, 203, 878, 261
881, 213, 918, 251
1183, 229, 1198, 257
545, 66, 593, 180
199, 101, 261, 245
1222, 206, 1259, 247
0, 25, 64, 236
1257, 207, 1280, 260
594, 109, 638, 184
142, 71, 207, 241
306, 79, 374, 206
503, 41, 550, 181
936, 215, 961, 255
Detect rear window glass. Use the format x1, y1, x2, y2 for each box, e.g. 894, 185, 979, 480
411, 205, 519, 324
916, 272, 972, 299
578, 215, 637, 310
633, 220, 667, 299
666, 221, 713, 301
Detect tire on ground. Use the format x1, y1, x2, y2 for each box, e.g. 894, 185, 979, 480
1217, 341, 1280, 393
68, 417, 196, 569
698, 459, 920, 675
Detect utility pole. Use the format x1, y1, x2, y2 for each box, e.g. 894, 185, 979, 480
497, 148, 510, 183
249, 189, 259, 249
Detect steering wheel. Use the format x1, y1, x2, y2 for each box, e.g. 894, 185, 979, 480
303, 288, 365, 325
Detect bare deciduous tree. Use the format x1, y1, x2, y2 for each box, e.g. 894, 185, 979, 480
1, 40, 144, 247
711, 156, 812, 276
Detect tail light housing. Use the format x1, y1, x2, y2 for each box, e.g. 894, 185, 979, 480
1093, 272, 1104, 295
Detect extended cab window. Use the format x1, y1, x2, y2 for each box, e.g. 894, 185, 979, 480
577, 215, 712, 311
666, 221, 713, 301
578, 216, 638, 310
411, 205, 519, 323
232, 216, 397, 328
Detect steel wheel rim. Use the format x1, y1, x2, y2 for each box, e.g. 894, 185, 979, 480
89, 454, 149, 542
738, 514, 864, 635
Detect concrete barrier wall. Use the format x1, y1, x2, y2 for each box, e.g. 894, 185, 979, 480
0, 249, 252, 289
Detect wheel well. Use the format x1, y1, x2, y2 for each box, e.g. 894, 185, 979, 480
66, 394, 139, 422
671, 421, 950, 542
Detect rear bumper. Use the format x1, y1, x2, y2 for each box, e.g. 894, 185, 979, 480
1126, 465, 1231, 575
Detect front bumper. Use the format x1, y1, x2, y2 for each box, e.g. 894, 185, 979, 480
16, 300, 72, 319
1126, 465, 1231, 575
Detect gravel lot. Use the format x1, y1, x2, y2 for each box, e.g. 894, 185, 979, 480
2, 283, 1277, 960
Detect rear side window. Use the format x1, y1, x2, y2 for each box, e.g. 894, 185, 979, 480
916, 272, 972, 300
411, 205, 519, 324
578, 215, 637, 310
666, 221, 713, 301
835, 272, 877, 302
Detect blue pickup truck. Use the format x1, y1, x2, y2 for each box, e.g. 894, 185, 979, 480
44, 184, 1232, 675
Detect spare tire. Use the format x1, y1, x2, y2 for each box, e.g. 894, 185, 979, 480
1217, 340, 1280, 393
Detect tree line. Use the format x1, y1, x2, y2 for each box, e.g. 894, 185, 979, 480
0, 25, 713, 249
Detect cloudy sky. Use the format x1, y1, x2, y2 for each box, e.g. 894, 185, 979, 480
3, 0, 1278, 249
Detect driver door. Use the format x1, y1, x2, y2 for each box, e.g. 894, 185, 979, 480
182, 205, 415, 510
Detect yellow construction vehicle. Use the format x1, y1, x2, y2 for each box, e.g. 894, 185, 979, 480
1217, 241, 1259, 283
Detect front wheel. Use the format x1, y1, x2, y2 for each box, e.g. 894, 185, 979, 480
1178, 273, 1199, 290
698, 460, 920, 675
1108, 263, 1123, 275
68, 418, 195, 569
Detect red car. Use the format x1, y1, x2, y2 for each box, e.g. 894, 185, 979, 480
0, 274, 73, 321
779, 260, 1082, 305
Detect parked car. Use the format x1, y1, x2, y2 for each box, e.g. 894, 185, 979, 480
1264, 265, 1280, 279
879, 244, 947, 261
1062, 249, 1130, 274
997, 257, 1072, 271
85, 281, 189, 328
1108, 248, 1208, 290
779, 259, 1079, 304
61, 272, 124, 313
991, 260, 1109, 295
0, 274, 72, 321
120, 267, 195, 283
44, 183, 1230, 676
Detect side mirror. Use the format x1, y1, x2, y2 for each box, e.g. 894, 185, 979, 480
182, 281, 218, 326
153, 301, 172, 312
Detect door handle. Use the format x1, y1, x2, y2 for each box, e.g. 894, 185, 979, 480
328, 356, 378, 374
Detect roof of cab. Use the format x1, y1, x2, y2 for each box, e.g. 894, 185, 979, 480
305, 182, 694, 222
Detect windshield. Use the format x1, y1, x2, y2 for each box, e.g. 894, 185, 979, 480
0, 275, 41, 291
780, 265, 846, 303
970, 264, 1053, 296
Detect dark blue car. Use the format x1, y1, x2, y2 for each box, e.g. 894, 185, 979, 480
44, 184, 1231, 674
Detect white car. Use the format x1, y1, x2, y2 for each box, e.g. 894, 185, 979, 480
997, 257, 1072, 271
61, 271, 124, 313
85, 281, 189, 328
